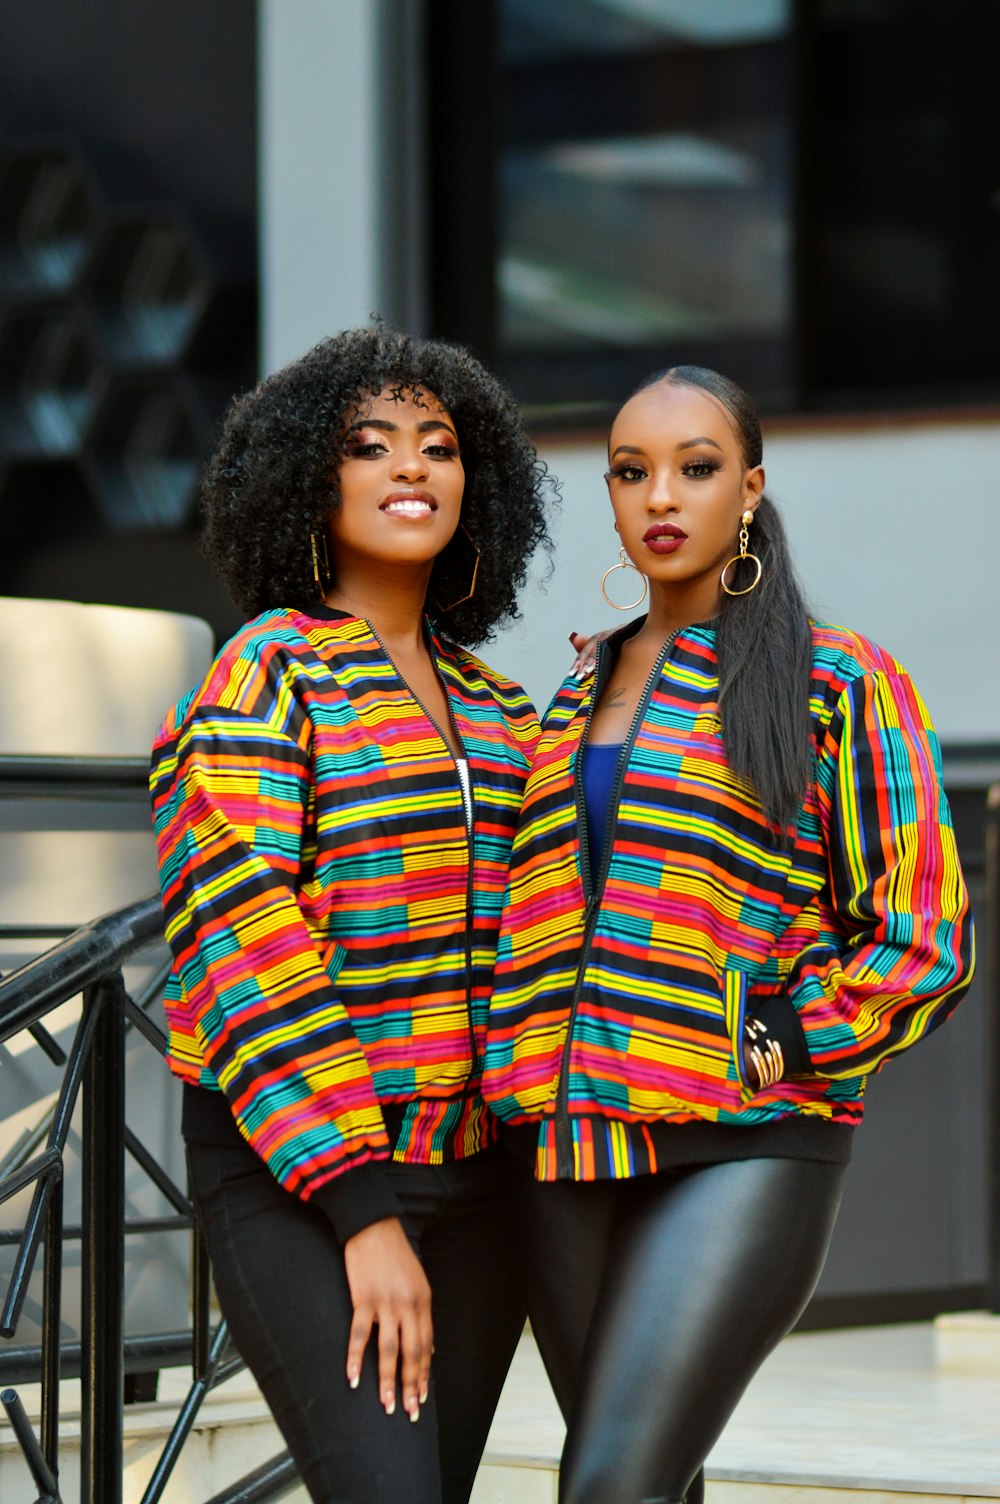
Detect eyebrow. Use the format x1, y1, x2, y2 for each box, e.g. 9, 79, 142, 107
347, 417, 459, 439
609, 436, 723, 460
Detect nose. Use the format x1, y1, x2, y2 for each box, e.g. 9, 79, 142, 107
647, 468, 677, 513
390, 439, 429, 482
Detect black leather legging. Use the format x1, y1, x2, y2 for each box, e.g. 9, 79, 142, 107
517, 1156, 846, 1504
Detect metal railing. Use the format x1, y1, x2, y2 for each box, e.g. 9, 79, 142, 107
0, 751, 300, 1503
0, 898, 300, 1503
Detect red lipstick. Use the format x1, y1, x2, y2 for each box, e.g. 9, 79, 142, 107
643, 523, 687, 554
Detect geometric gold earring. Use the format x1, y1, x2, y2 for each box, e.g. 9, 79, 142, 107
310, 530, 332, 597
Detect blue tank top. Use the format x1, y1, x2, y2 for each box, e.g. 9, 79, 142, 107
581, 743, 621, 887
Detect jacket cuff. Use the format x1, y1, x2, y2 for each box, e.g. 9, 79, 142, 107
312, 1162, 403, 1244
748, 994, 814, 1077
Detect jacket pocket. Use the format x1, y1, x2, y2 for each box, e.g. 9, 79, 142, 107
723, 968, 756, 1104
568, 973, 750, 1121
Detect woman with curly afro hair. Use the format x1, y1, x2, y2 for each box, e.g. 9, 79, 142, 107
150, 324, 556, 1504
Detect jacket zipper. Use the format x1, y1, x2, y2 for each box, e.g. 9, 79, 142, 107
554, 630, 680, 1177
369, 622, 478, 1074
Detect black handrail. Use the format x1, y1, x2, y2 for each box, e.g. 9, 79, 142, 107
0, 899, 300, 1503
0, 752, 152, 788
0, 896, 163, 1041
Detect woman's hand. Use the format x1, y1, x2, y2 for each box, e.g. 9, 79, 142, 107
343, 1216, 433, 1422
742, 1018, 784, 1090
569, 630, 612, 679
742, 1034, 762, 1088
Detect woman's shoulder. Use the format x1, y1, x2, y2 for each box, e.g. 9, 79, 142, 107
206, 607, 317, 677
167, 608, 343, 730
438, 636, 534, 708
808, 618, 909, 688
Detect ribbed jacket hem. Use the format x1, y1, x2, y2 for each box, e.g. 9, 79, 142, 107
505, 1112, 855, 1180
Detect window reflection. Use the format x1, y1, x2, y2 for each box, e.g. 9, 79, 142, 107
499, 0, 793, 419
483, 0, 1000, 420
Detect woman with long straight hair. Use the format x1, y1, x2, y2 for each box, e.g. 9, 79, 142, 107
482, 365, 974, 1504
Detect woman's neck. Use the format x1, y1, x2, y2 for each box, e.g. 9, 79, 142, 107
325, 567, 431, 653
638, 580, 723, 644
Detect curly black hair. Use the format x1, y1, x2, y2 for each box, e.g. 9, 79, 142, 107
200, 324, 555, 646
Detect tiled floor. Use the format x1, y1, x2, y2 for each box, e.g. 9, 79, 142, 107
706, 1323, 1000, 1497
475, 1321, 1000, 1501
4, 1321, 998, 1501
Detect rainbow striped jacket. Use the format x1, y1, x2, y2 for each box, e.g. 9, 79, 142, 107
150, 607, 538, 1211
481, 619, 974, 1181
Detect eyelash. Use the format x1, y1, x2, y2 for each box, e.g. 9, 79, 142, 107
346, 440, 460, 459
606, 459, 721, 482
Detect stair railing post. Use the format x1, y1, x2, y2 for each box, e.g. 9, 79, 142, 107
80, 971, 126, 1504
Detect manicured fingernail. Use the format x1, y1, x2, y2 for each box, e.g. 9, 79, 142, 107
409, 1401, 420, 1423
420, 1386, 429, 1404
348, 1373, 359, 1390
384, 1394, 396, 1416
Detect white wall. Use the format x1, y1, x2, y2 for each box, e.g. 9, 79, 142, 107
487, 418, 1000, 745
258, 0, 382, 373
257, 0, 426, 375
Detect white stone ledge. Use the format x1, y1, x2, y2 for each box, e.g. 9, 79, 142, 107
934, 1310, 1000, 1374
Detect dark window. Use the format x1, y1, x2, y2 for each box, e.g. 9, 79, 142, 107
801, 0, 1000, 410
426, 0, 1000, 425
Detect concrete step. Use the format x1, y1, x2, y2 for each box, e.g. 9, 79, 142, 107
3, 1322, 1000, 1502
477, 1326, 1000, 1504
1, 1373, 308, 1504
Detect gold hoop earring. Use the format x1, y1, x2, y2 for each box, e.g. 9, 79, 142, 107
720, 509, 762, 597
601, 547, 648, 611
430, 524, 480, 614
310, 530, 332, 597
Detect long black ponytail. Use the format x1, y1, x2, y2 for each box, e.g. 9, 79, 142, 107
637, 366, 814, 835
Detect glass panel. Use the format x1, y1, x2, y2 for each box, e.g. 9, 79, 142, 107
807, 0, 1000, 407
498, 0, 794, 420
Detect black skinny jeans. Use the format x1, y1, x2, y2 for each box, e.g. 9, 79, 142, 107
186, 1128, 526, 1504
516, 1156, 846, 1504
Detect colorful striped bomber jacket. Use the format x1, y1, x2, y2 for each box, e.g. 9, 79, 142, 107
150, 606, 538, 1236
481, 618, 974, 1181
